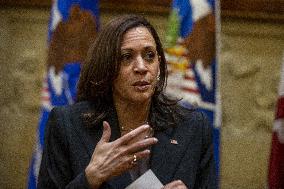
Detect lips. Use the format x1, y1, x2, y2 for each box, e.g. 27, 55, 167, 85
133, 80, 150, 86
133, 80, 151, 91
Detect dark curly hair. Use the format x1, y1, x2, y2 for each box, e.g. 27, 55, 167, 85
77, 15, 182, 129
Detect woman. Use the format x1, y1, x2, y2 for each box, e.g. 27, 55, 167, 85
38, 15, 217, 189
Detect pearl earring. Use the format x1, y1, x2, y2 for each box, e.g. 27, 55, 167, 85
157, 74, 160, 81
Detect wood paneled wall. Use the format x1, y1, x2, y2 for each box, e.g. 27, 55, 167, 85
0, 0, 283, 21
221, 0, 284, 22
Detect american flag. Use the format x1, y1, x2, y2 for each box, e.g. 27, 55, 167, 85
165, 0, 221, 177
27, 1, 99, 188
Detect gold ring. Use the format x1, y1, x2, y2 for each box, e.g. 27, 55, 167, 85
131, 154, 137, 165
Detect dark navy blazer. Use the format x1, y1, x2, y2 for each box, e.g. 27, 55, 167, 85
38, 101, 217, 189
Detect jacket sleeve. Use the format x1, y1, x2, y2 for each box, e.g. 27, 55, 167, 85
37, 108, 91, 189
194, 113, 218, 189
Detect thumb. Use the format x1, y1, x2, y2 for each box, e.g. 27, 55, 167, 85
100, 121, 111, 143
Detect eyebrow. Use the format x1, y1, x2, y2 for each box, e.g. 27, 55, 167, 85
121, 45, 156, 51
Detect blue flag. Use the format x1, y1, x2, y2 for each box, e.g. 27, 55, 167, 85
165, 0, 221, 178
27, 0, 99, 188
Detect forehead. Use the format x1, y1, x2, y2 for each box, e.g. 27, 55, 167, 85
121, 26, 156, 50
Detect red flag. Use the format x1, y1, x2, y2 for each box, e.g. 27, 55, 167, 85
268, 56, 284, 189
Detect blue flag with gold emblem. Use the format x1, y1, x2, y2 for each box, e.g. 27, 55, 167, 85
27, 0, 99, 188
165, 0, 221, 179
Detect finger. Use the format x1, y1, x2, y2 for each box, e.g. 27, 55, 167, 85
126, 149, 151, 168
125, 137, 158, 154
115, 124, 150, 145
162, 180, 185, 189
175, 182, 188, 189
99, 121, 111, 143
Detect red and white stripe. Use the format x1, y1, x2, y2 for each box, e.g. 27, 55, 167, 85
180, 64, 202, 105
41, 76, 52, 111
167, 62, 201, 104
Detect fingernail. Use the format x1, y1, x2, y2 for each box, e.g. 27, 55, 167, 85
153, 138, 158, 142
144, 125, 150, 129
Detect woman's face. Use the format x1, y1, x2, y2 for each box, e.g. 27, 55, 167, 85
113, 26, 160, 105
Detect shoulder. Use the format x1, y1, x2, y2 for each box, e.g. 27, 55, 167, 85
180, 105, 203, 117
177, 105, 208, 126
175, 105, 212, 138
52, 101, 94, 115
48, 101, 95, 132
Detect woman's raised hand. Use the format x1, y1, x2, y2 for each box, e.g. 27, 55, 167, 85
85, 121, 158, 189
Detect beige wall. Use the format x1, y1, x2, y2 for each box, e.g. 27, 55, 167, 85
0, 8, 48, 188
0, 7, 283, 188
220, 18, 284, 188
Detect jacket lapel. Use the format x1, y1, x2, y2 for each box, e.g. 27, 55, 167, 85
102, 108, 133, 188
151, 125, 189, 185
76, 106, 122, 159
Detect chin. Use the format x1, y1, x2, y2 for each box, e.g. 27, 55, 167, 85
130, 92, 153, 104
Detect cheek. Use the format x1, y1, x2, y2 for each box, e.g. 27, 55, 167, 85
113, 71, 130, 91
152, 65, 160, 78
113, 77, 124, 90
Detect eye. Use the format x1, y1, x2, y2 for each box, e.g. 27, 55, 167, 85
144, 51, 156, 62
120, 52, 132, 63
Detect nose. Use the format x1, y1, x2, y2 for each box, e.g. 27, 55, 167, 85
133, 56, 147, 74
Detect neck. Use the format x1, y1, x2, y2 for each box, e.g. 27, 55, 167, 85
114, 99, 151, 131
